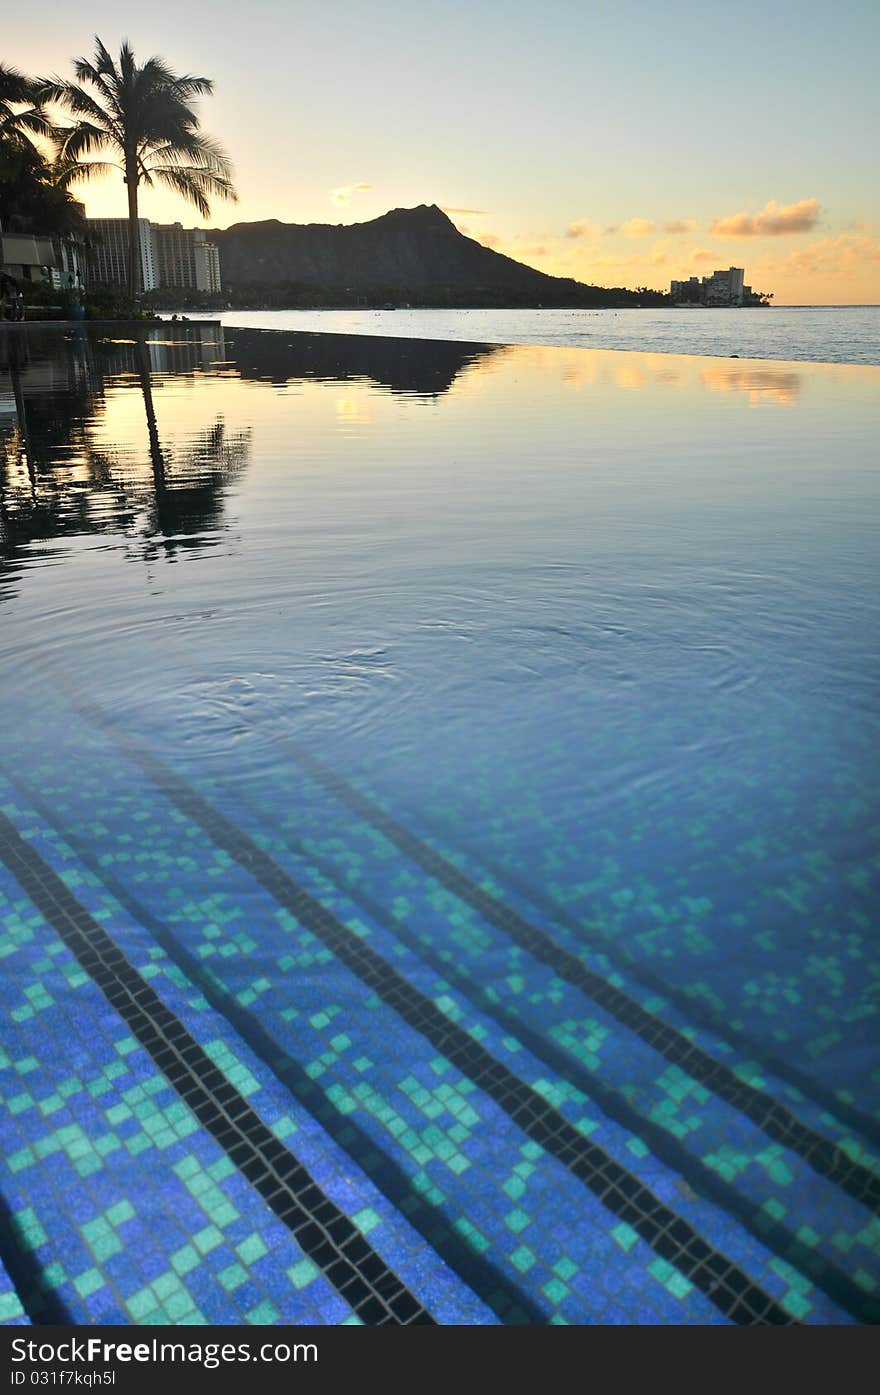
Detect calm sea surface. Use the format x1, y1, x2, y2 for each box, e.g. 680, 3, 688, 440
178, 305, 880, 365
0, 324, 878, 1325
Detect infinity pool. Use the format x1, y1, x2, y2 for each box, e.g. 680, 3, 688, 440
0, 324, 878, 1325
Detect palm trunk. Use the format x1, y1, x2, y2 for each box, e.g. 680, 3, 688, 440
126, 161, 140, 296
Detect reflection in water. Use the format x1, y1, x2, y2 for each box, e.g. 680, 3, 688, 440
0, 326, 503, 591
224, 328, 503, 395
555, 346, 803, 403
0, 327, 253, 587
0, 322, 844, 605
699, 362, 801, 407
132, 335, 251, 559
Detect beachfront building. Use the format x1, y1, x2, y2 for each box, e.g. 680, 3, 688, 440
704, 266, 745, 306
86, 218, 158, 291
670, 267, 765, 306
85, 218, 221, 293
0, 231, 58, 284
194, 236, 222, 293
0, 229, 87, 291
154, 224, 222, 292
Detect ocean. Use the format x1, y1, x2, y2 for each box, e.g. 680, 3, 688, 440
172, 304, 880, 365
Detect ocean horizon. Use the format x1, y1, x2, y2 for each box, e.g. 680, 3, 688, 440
161, 304, 880, 367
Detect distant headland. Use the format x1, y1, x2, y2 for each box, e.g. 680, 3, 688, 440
79, 205, 671, 311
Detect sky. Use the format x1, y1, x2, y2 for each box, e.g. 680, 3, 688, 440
7, 0, 880, 304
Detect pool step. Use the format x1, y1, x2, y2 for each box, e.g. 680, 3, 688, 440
286, 743, 880, 1199
0, 789, 493, 1326
3, 713, 859, 1324
204, 747, 880, 1322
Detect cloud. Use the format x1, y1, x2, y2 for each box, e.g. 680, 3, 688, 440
710, 198, 820, 238
566, 218, 608, 240
691, 248, 715, 262
441, 206, 490, 216
779, 232, 880, 275
663, 219, 696, 235
621, 218, 655, 238
331, 182, 374, 207
476, 231, 502, 249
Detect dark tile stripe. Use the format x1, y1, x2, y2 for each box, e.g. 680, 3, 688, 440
105, 746, 793, 1325
0, 1189, 70, 1324
276, 828, 876, 1323
286, 744, 880, 1215
411, 801, 880, 1152
4, 769, 544, 1326
0, 811, 434, 1327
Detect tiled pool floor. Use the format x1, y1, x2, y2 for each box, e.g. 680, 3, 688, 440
1, 705, 876, 1325
1, 326, 878, 1324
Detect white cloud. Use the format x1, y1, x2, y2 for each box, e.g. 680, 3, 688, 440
331, 182, 374, 207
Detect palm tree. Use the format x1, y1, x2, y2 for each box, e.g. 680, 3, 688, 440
40, 38, 236, 293
0, 69, 85, 245
0, 63, 51, 150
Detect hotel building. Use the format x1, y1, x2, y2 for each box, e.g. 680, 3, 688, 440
670, 267, 759, 306
85, 219, 221, 292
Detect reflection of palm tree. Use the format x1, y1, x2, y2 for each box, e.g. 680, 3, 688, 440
1, 329, 250, 578
42, 38, 236, 293
133, 331, 250, 551
7, 351, 35, 489
134, 332, 165, 495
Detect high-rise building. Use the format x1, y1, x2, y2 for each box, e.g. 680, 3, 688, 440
86, 218, 157, 290
153, 223, 193, 289
703, 267, 745, 306
84, 219, 221, 292
193, 236, 222, 293
153, 223, 222, 292
670, 267, 762, 306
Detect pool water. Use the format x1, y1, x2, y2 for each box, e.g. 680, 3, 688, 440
0, 324, 878, 1326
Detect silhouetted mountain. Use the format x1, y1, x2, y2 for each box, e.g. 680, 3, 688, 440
212, 205, 661, 307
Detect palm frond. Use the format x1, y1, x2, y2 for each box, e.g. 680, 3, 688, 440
55, 121, 115, 163
56, 158, 118, 186
149, 164, 236, 217
0, 62, 52, 144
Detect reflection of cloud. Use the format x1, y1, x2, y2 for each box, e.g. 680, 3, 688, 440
614, 360, 646, 389
699, 363, 801, 407
331, 182, 374, 206
711, 198, 819, 238
621, 218, 655, 238
663, 219, 696, 235
560, 359, 603, 389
